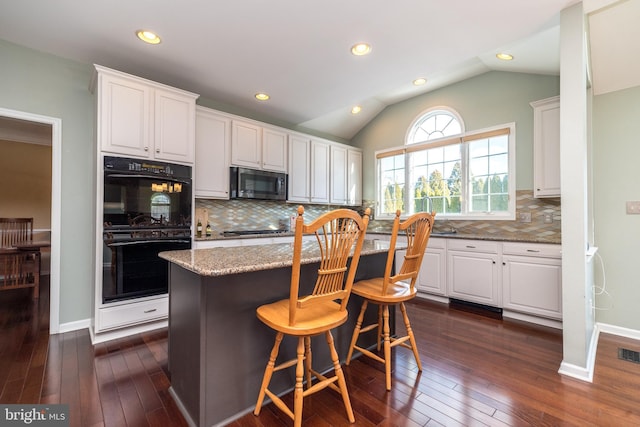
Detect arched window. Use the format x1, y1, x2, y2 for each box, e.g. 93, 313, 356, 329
406, 108, 464, 144
151, 193, 171, 223
376, 107, 515, 220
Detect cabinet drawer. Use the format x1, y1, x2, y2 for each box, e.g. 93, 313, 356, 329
427, 237, 446, 250
99, 297, 168, 331
502, 242, 561, 258
447, 239, 499, 254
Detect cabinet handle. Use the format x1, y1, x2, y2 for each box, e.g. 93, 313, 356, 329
526, 249, 540, 253
144, 146, 149, 151
144, 309, 157, 313
502, 262, 506, 265
492, 260, 496, 264
465, 245, 476, 248
156, 148, 160, 153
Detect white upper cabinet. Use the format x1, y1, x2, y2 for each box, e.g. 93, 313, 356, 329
288, 134, 311, 202
262, 127, 288, 172
288, 135, 362, 206
231, 119, 262, 168
231, 119, 287, 172
347, 148, 363, 206
195, 107, 231, 199
310, 139, 330, 204
92, 65, 198, 164
330, 144, 348, 205
531, 96, 560, 198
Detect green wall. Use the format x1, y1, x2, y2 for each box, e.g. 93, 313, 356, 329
0, 39, 95, 324
593, 85, 640, 330
351, 71, 560, 200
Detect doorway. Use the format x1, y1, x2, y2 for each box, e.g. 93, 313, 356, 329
0, 107, 61, 334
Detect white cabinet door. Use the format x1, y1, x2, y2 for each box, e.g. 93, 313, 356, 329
502, 255, 562, 319
311, 140, 330, 203
447, 240, 500, 306
97, 72, 152, 157
288, 135, 311, 202
347, 148, 362, 206
418, 238, 447, 296
231, 119, 262, 169
531, 96, 560, 198
195, 107, 231, 199
262, 127, 288, 172
94, 65, 197, 164
154, 88, 196, 163
502, 242, 562, 319
330, 144, 348, 205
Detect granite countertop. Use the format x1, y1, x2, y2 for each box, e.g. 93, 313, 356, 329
194, 229, 560, 245
160, 239, 395, 277
365, 228, 561, 245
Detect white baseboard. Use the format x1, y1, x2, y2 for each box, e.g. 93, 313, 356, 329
597, 322, 640, 341
415, 292, 449, 304
89, 320, 168, 344
58, 318, 91, 334
502, 310, 562, 329
558, 325, 601, 383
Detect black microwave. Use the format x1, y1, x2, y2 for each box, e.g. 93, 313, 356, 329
230, 167, 287, 201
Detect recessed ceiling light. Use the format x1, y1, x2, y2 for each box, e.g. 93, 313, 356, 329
136, 30, 161, 45
496, 52, 513, 61
255, 93, 270, 101
413, 78, 427, 86
351, 105, 362, 114
351, 43, 371, 56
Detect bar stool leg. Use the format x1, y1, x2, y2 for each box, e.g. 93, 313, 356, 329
293, 337, 305, 427
382, 305, 392, 391
326, 330, 355, 423
346, 300, 368, 364
400, 302, 422, 371
254, 332, 283, 415
304, 336, 312, 388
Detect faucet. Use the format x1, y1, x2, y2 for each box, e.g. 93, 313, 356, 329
422, 196, 433, 213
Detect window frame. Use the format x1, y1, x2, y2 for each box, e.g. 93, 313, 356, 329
375, 122, 516, 221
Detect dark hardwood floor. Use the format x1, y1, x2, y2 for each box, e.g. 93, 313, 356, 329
2, 277, 640, 426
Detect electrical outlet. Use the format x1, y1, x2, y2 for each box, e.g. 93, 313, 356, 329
626, 201, 640, 214
518, 212, 531, 223
544, 212, 554, 224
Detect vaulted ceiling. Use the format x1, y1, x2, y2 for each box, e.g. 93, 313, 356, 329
0, 0, 637, 141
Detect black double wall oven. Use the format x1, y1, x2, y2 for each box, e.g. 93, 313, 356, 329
103, 156, 192, 304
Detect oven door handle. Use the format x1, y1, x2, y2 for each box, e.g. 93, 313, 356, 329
107, 239, 191, 247
105, 173, 191, 184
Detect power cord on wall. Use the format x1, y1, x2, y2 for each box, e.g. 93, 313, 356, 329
592, 251, 612, 311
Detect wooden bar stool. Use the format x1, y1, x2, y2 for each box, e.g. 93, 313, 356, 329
254, 206, 370, 426
346, 210, 435, 390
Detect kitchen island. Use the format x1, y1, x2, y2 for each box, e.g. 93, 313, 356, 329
159, 239, 395, 427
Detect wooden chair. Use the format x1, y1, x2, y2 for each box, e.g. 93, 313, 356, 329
346, 210, 435, 391
0, 218, 33, 248
0, 218, 40, 298
254, 205, 370, 426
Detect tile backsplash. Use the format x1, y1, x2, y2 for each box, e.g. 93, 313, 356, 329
196, 190, 561, 240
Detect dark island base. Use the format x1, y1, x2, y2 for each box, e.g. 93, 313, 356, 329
167, 251, 391, 427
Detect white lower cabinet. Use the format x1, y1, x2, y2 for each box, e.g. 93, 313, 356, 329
417, 238, 447, 296
501, 242, 562, 319
98, 297, 168, 331
447, 239, 501, 306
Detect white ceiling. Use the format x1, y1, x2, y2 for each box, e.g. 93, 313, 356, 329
0, 0, 637, 141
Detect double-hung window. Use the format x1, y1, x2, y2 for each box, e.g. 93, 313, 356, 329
376, 108, 515, 220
